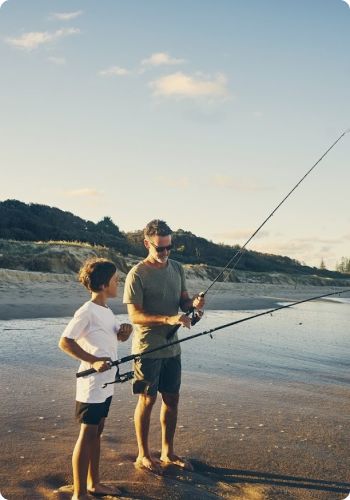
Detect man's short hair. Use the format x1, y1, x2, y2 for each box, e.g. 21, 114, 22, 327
78, 258, 117, 292
144, 219, 172, 238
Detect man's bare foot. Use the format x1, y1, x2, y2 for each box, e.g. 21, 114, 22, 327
134, 455, 163, 475
160, 454, 194, 471
87, 483, 121, 497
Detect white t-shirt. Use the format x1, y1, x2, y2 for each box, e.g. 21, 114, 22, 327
61, 301, 120, 403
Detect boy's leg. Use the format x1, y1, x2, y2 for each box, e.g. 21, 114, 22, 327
86, 419, 121, 496
72, 423, 99, 499
87, 418, 104, 490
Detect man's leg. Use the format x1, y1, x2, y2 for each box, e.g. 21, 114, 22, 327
134, 393, 162, 473
159, 392, 193, 470
160, 391, 179, 458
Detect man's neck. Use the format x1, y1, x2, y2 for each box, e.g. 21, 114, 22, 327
143, 255, 168, 269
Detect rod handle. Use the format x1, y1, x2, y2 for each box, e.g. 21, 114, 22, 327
76, 367, 97, 378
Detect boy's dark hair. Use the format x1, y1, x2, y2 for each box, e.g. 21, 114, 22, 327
144, 219, 172, 238
78, 258, 117, 292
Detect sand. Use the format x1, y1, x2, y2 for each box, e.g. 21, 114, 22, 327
1, 268, 349, 320
1, 269, 350, 499
1, 367, 349, 500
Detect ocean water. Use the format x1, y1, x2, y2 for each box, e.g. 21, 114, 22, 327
0, 299, 349, 387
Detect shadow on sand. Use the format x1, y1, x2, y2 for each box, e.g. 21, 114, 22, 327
190, 459, 350, 495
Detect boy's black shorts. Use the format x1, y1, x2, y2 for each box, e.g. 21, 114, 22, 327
75, 396, 112, 425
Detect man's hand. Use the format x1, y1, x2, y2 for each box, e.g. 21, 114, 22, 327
117, 323, 133, 342
92, 357, 112, 372
193, 293, 205, 310
167, 314, 191, 329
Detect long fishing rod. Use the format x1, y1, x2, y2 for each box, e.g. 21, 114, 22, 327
167, 129, 350, 340
77, 288, 350, 379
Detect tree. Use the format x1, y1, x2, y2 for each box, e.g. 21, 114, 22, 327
95, 216, 121, 236
319, 258, 326, 270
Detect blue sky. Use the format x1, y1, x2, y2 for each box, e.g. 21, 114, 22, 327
1, 0, 349, 269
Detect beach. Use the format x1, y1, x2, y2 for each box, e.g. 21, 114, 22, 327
1, 274, 350, 499
1, 268, 349, 320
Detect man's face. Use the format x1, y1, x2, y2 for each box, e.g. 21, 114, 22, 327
144, 234, 172, 264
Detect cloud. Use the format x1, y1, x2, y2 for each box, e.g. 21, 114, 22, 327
156, 176, 189, 189
0, 0, 8, 9
63, 188, 102, 198
51, 11, 83, 21
142, 52, 185, 67
98, 66, 130, 77
150, 72, 229, 99
47, 56, 66, 65
211, 175, 271, 192
6, 27, 80, 50
342, 0, 350, 7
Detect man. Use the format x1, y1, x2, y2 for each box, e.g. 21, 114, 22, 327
123, 219, 205, 474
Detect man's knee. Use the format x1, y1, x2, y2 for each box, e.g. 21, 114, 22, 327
161, 392, 179, 410
137, 393, 157, 410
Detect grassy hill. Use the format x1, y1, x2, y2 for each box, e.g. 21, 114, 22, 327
0, 199, 348, 284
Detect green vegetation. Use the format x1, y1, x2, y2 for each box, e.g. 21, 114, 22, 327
336, 257, 350, 274
0, 200, 128, 252
0, 199, 348, 280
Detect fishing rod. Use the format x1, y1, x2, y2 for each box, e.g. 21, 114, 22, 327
167, 128, 350, 339
77, 288, 350, 380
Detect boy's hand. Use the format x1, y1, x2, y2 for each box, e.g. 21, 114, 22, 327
117, 323, 133, 342
92, 357, 112, 372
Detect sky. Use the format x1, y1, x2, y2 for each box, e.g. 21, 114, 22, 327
0, 0, 349, 269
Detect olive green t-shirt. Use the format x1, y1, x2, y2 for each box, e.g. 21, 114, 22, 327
123, 259, 187, 358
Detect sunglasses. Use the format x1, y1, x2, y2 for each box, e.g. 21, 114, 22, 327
148, 241, 174, 253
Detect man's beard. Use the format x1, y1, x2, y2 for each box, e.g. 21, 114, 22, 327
155, 254, 169, 264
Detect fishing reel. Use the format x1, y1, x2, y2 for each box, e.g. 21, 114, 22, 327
189, 292, 205, 325
190, 308, 204, 326
102, 366, 134, 388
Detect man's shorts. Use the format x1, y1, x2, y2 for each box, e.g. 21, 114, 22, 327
133, 355, 181, 396
75, 396, 112, 425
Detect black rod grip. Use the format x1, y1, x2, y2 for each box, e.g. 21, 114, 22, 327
76, 367, 97, 378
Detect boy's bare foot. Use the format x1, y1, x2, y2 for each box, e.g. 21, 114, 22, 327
160, 454, 194, 471
87, 483, 121, 496
134, 455, 163, 475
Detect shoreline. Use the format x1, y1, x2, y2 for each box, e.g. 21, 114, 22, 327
1, 272, 349, 321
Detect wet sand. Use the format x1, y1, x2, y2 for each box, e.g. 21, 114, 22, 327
1, 273, 350, 499
1, 364, 350, 500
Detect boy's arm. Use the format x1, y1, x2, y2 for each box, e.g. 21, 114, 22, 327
58, 337, 112, 372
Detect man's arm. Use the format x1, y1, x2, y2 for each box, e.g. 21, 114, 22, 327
127, 303, 191, 328
179, 291, 205, 312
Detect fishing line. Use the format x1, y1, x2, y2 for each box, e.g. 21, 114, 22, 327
168, 129, 350, 338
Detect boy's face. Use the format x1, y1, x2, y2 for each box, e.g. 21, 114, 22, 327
105, 272, 119, 298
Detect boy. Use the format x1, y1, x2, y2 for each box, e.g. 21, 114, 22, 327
59, 258, 132, 500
